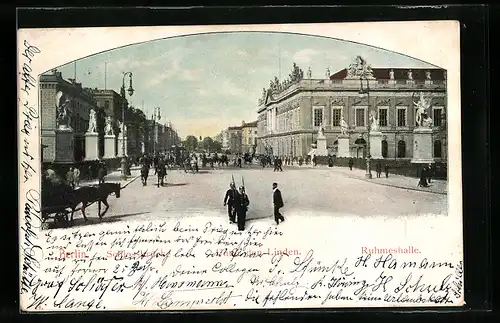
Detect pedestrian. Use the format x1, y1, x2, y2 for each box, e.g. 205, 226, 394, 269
348, 158, 353, 171
223, 183, 238, 223
273, 157, 278, 172
427, 164, 433, 183
236, 186, 250, 231
277, 157, 283, 172
272, 182, 285, 225
384, 164, 389, 178
312, 155, 317, 166
418, 167, 429, 187
98, 161, 107, 185
66, 167, 75, 189
73, 166, 80, 187
88, 164, 93, 180
376, 162, 382, 178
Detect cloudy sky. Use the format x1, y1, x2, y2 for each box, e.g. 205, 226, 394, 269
53, 32, 437, 139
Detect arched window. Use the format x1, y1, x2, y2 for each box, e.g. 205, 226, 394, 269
397, 140, 406, 158
382, 140, 388, 158
434, 140, 442, 158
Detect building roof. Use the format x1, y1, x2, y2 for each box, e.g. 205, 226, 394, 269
329, 68, 446, 81
242, 121, 258, 128
228, 126, 242, 131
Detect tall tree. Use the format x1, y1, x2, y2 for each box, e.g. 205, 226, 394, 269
200, 137, 214, 151
210, 140, 223, 152
183, 135, 198, 151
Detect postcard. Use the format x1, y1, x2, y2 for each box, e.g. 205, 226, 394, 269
18, 20, 463, 311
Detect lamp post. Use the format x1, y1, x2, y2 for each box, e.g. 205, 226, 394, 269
121, 72, 134, 178
359, 76, 372, 178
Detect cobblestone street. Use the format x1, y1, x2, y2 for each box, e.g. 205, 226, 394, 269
66, 165, 448, 228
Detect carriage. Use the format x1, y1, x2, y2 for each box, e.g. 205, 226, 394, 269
41, 180, 121, 229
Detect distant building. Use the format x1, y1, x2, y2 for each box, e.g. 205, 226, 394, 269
227, 125, 243, 154
241, 120, 258, 154
221, 129, 230, 152
256, 64, 447, 162
87, 88, 128, 157
40, 70, 97, 163
144, 120, 181, 155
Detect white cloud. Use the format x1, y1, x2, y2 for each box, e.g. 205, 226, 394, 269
293, 48, 319, 65
235, 50, 250, 57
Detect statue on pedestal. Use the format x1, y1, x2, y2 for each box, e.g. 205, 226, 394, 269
407, 69, 413, 80
325, 67, 330, 79
104, 116, 114, 135
426, 70, 432, 80
55, 91, 72, 130
87, 108, 97, 133
369, 110, 379, 132
414, 92, 431, 128
389, 69, 395, 80
340, 115, 349, 136
307, 67, 312, 79
118, 121, 127, 136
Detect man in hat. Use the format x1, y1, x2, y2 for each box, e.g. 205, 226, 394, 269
235, 186, 250, 231
272, 182, 285, 225
223, 182, 238, 223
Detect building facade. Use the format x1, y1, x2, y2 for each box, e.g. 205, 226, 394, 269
40, 70, 97, 163
143, 120, 181, 155
256, 65, 447, 162
227, 126, 243, 154
87, 88, 128, 157
241, 120, 258, 154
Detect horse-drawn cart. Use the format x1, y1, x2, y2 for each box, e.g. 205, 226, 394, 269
41, 181, 122, 229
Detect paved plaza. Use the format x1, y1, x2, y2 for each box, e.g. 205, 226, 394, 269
64, 164, 448, 228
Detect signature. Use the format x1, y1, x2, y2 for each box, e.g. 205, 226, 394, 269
20, 40, 40, 96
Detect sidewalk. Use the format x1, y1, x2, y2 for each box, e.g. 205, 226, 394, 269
286, 164, 447, 195
78, 167, 141, 188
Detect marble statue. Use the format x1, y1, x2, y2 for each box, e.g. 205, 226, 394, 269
414, 92, 431, 127
87, 108, 97, 133
104, 116, 113, 135
407, 69, 413, 80
426, 70, 432, 80
325, 67, 330, 79
422, 115, 433, 128
369, 110, 379, 132
340, 116, 349, 136
307, 67, 312, 79
55, 91, 72, 129
389, 69, 395, 80
118, 120, 127, 135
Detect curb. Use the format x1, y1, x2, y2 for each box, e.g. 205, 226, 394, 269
346, 175, 447, 195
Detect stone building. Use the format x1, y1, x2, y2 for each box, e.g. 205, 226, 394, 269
241, 120, 258, 154
143, 120, 181, 155
227, 125, 243, 154
87, 88, 128, 157
255, 63, 447, 162
40, 70, 98, 163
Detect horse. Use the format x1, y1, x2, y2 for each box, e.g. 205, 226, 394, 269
140, 163, 150, 186
69, 182, 121, 224
156, 163, 167, 187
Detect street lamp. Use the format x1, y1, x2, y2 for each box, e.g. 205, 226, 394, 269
121, 72, 134, 178
359, 76, 372, 179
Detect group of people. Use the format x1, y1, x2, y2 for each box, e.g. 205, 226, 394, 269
223, 181, 285, 231
418, 164, 434, 188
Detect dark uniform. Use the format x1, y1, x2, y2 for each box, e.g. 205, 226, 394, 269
273, 182, 285, 225
235, 187, 249, 231
223, 184, 238, 223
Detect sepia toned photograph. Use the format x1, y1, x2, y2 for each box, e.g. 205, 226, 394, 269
19, 21, 463, 312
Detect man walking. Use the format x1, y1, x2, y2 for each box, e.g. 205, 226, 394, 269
223, 183, 238, 223
66, 167, 75, 189
376, 162, 382, 178
272, 182, 285, 225
348, 158, 353, 171
235, 186, 250, 231
73, 166, 81, 187
98, 161, 107, 184
384, 164, 389, 178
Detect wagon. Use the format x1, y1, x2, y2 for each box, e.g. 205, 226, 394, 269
41, 184, 75, 229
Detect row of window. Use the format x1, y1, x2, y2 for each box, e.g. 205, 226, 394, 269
313, 106, 444, 128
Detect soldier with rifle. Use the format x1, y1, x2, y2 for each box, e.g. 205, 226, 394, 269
223, 175, 238, 223
235, 177, 250, 231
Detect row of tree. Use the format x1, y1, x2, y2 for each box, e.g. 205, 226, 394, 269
183, 135, 223, 152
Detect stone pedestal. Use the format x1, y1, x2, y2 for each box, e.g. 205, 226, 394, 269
117, 136, 128, 157
316, 135, 328, 156
369, 131, 383, 159
337, 135, 351, 158
54, 128, 74, 163
412, 127, 434, 164
104, 135, 116, 159
85, 132, 99, 161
